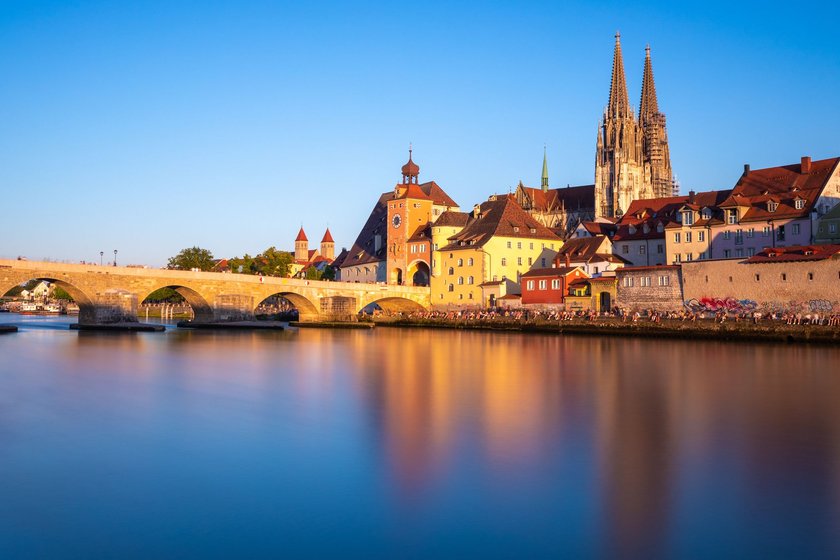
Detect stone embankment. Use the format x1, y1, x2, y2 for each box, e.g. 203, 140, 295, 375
371, 317, 840, 344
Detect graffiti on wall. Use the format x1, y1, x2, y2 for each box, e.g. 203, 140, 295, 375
685, 297, 837, 314
684, 297, 758, 313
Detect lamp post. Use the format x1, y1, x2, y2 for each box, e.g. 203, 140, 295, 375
100, 251, 104, 266
113, 249, 118, 267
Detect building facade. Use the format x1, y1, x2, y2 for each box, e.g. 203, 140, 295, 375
615, 265, 684, 312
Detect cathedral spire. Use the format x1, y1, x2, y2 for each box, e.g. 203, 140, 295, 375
639, 44, 659, 122
541, 146, 549, 192
608, 32, 631, 118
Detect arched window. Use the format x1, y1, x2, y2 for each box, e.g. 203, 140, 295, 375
467, 276, 474, 285
448, 267, 454, 275
468, 292, 473, 299
467, 257, 474, 266
448, 284, 454, 292
458, 276, 464, 285
457, 258, 463, 266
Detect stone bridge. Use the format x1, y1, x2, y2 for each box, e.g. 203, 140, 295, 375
0, 259, 430, 324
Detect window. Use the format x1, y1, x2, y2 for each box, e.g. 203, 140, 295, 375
458, 276, 464, 285
526, 280, 535, 290
551, 279, 560, 289
808, 272, 814, 281
501, 258, 507, 266
768, 201, 778, 212
517, 257, 522, 266
727, 209, 738, 224
795, 199, 805, 210
735, 229, 743, 244
657, 244, 664, 254
448, 267, 454, 275
530, 243, 534, 250
763, 226, 771, 237
702, 209, 712, 220
736, 248, 743, 257
755, 274, 760, 281
684, 253, 692, 261
467, 257, 474, 266
792, 223, 800, 235
420, 245, 425, 253
517, 242, 522, 249
411, 245, 416, 254
527, 257, 533, 266
622, 276, 634, 287
622, 245, 629, 254
683, 211, 694, 225
698, 231, 705, 242
541, 258, 546, 267
831, 224, 838, 234
468, 293, 473, 300
674, 254, 681, 263
658, 275, 670, 286
506, 241, 511, 249
467, 276, 474, 285
448, 284, 454, 292
723, 231, 731, 240
640, 245, 646, 254
747, 248, 755, 257
539, 280, 547, 290
457, 258, 463, 266
687, 232, 694, 243
747, 228, 754, 238
724, 249, 731, 258
781, 273, 787, 281
459, 294, 463, 300
777, 225, 786, 241
640, 276, 651, 287
674, 233, 681, 244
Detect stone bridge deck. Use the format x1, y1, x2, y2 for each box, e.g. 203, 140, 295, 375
0, 259, 430, 324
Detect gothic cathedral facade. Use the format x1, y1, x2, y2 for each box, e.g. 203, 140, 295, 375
595, 33, 673, 219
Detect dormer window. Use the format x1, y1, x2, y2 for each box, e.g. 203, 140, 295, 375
727, 209, 738, 224
656, 223, 664, 233
767, 201, 778, 212
513, 226, 520, 233
682, 211, 694, 226
643, 224, 650, 234
628, 225, 636, 234
701, 208, 712, 220
795, 199, 805, 210
530, 228, 536, 233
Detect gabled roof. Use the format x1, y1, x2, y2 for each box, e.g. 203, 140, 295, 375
440, 195, 560, 251
434, 210, 472, 228
521, 266, 586, 279
517, 184, 595, 213
744, 244, 840, 264
340, 192, 390, 268
331, 248, 349, 269
557, 236, 608, 260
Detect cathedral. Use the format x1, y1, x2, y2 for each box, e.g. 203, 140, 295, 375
595, 33, 674, 218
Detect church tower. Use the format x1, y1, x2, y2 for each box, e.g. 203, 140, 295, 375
541, 147, 549, 192
320, 228, 335, 261
295, 227, 309, 262
595, 33, 646, 218
639, 45, 674, 199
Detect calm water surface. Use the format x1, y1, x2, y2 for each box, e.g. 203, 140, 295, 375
0, 314, 839, 559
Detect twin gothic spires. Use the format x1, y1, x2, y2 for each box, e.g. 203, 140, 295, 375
595, 33, 673, 218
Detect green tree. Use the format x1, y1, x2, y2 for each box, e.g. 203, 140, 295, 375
52, 286, 74, 301
258, 247, 293, 277
167, 247, 215, 271
143, 287, 185, 303
228, 254, 258, 275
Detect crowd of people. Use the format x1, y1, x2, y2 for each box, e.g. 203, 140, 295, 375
370, 306, 840, 327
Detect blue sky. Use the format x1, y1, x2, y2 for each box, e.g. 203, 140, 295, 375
1, 0, 838, 266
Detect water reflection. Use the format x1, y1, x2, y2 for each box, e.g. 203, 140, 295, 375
0, 316, 838, 558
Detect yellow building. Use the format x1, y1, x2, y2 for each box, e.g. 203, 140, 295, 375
431, 195, 562, 307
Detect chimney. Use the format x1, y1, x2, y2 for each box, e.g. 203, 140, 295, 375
743, 164, 750, 176
688, 190, 696, 204
801, 156, 812, 174
565, 253, 571, 269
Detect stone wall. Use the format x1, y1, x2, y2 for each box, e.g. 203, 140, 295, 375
616, 266, 683, 312
681, 257, 840, 314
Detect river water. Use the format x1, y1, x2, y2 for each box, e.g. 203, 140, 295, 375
0, 313, 838, 559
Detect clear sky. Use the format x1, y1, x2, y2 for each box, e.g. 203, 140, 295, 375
1, 0, 838, 266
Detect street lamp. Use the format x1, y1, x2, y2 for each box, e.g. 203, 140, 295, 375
113, 249, 118, 267
100, 251, 104, 266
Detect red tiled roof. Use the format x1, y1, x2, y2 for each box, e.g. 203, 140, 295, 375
321, 228, 334, 243
435, 210, 471, 228
295, 227, 308, 242
744, 244, 840, 263
441, 195, 560, 251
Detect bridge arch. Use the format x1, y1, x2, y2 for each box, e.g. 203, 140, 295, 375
1, 275, 96, 322
358, 295, 427, 315
407, 259, 430, 287
139, 285, 215, 322
254, 291, 320, 320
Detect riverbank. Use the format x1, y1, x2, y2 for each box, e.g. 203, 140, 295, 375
371, 317, 840, 344
0, 325, 18, 334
